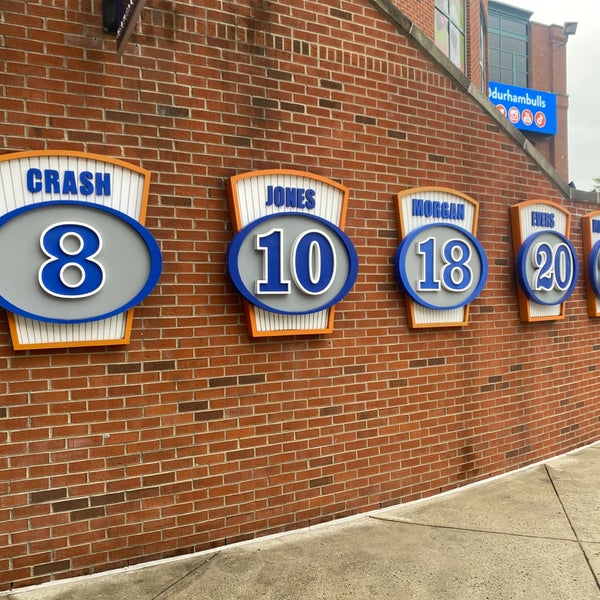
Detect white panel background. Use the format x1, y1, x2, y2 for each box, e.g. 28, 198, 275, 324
0, 154, 146, 346
233, 173, 344, 333
399, 190, 477, 326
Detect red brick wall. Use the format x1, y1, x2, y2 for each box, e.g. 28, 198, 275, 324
395, 0, 488, 89
1, 0, 598, 590
395, 0, 436, 38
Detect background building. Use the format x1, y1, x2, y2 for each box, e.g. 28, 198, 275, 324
488, 1, 573, 182
399, 0, 573, 180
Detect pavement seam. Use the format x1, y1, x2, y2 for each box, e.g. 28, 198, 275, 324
149, 552, 220, 600
368, 514, 597, 544
544, 464, 600, 593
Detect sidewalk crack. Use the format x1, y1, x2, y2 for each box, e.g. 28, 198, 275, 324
544, 464, 600, 592
150, 552, 221, 600
369, 513, 588, 544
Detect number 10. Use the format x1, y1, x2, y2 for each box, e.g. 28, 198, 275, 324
255, 228, 337, 296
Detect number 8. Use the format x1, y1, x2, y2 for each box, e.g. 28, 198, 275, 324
39, 222, 105, 298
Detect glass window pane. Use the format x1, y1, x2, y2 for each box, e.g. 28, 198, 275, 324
501, 52, 513, 68
501, 68, 513, 83
489, 48, 500, 67
488, 32, 500, 49
504, 37, 526, 55
449, 24, 465, 70
435, 0, 449, 13
500, 18, 527, 37
489, 14, 500, 29
450, 0, 465, 31
435, 11, 449, 54
516, 55, 528, 71
516, 72, 528, 87
489, 66, 501, 82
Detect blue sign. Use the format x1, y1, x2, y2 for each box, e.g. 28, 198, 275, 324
488, 81, 557, 135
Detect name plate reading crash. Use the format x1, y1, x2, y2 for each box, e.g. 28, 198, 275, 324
227, 170, 358, 337
395, 187, 488, 328
510, 200, 578, 323
0, 151, 162, 349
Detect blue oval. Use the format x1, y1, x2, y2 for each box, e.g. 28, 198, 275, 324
516, 230, 578, 306
0, 201, 162, 323
588, 240, 600, 298
227, 213, 358, 315
395, 223, 488, 310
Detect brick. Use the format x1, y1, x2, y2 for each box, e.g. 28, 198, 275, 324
355, 115, 376, 125
178, 401, 209, 412
330, 8, 352, 20
90, 492, 125, 507
157, 105, 190, 118
320, 79, 343, 90
30, 488, 67, 504
107, 363, 142, 374
32, 559, 71, 577
52, 498, 88, 513
194, 410, 224, 422
309, 476, 333, 488
209, 377, 237, 388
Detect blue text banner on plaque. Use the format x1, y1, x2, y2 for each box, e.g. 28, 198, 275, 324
488, 81, 557, 135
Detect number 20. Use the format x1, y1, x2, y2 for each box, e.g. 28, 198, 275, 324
532, 241, 573, 291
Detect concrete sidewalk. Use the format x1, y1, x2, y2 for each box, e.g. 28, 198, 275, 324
4, 443, 600, 599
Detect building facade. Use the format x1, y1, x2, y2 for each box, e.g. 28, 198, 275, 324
399, 0, 572, 180
488, 1, 572, 182
1, 0, 598, 590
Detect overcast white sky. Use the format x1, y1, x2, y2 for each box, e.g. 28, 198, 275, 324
503, 0, 599, 191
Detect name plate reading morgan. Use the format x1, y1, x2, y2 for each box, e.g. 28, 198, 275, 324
394, 187, 488, 328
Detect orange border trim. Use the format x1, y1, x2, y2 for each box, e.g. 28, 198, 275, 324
0, 150, 151, 350
227, 169, 350, 338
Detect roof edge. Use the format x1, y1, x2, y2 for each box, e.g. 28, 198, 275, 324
366, 0, 581, 202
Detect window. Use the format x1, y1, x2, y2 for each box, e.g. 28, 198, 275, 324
435, 0, 466, 71
488, 2, 530, 87
480, 5, 487, 91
